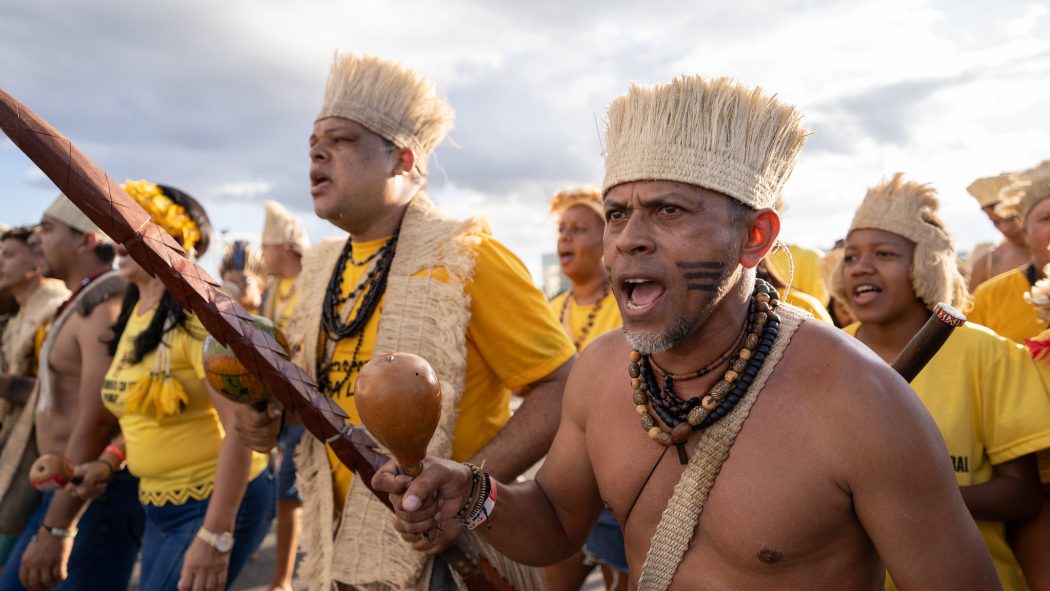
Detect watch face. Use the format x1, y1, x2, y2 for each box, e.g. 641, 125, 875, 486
215, 532, 234, 553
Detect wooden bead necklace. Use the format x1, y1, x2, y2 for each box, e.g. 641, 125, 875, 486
560, 282, 610, 351
629, 279, 781, 464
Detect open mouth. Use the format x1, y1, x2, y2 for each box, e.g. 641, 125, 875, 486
623, 277, 666, 312
310, 171, 332, 196
851, 283, 882, 305
558, 250, 573, 265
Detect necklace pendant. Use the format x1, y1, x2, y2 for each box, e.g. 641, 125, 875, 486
675, 443, 689, 465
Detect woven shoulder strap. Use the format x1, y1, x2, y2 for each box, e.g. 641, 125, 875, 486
637, 304, 807, 590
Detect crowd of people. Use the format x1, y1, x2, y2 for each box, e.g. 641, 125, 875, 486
0, 50, 1049, 591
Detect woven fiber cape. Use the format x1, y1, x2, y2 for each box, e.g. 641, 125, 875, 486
638, 304, 807, 590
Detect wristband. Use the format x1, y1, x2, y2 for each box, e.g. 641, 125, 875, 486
102, 444, 127, 470
40, 524, 77, 539
465, 474, 497, 530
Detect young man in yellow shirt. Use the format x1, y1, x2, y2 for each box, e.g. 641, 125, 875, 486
234, 53, 574, 590
833, 173, 1050, 590
969, 161, 1050, 343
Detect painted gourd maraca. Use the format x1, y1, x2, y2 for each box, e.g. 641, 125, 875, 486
355, 353, 442, 477
203, 315, 289, 407
29, 454, 74, 491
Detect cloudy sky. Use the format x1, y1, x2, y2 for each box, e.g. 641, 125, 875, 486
2, 0, 1048, 281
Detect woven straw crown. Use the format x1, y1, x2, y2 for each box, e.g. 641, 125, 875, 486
602, 75, 808, 210
996, 160, 1050, 223
316, 53, 454, 174
550, 186, 603, 221
966, 173, 1013, 209
262, 200, 308, 252
830, 173, 966, 312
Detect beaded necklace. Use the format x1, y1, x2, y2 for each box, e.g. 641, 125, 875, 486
317, 231, 399, 398
560, 282, 610, 351
630, 279, 781, 464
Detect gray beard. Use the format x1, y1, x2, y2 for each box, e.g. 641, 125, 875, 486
623, 317, 691, 355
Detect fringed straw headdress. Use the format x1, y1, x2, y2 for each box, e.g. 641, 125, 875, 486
316, 52, 454, 174
966, 173, 1012, 209
262, 200, 309, 254
43, 194, 113, 243
550, 186, 604, 221
602, 75, 808, 210
830, 173, 967, 312
996, 160, 1050, 224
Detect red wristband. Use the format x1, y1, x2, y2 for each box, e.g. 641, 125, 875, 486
103, 444, 126, 469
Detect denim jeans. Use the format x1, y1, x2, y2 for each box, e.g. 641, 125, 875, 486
137, 469, 275, 590
0, 471, 144, 591
584, 509, 628, 573
276, 424, 305, 502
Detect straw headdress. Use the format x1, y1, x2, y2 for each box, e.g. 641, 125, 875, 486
42, 194, 113, 243
996, 160, 1050, 223
316, 53, 454, 174
602, 75, 808, 210
830, 173, 967, 312
966, 173, 1012, 209
550, 186, 603, 221
262, 200, 309, 253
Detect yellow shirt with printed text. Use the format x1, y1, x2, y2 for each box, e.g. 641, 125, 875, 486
846, 322, 1050, 591
548, 290, 622, 352
767, 244, 829, 306
101, 306, 267, 506
968, 267, 1047, 344
323, 235, 576, 508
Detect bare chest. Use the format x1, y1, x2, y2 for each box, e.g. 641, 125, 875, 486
586, 377, 877, 585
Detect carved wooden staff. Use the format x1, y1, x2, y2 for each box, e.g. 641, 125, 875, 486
0, 89, 514, 591
891, 303, 966, 382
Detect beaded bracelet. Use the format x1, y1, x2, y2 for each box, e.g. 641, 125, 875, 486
465, 475, 496, 531
455, 463, 496, 529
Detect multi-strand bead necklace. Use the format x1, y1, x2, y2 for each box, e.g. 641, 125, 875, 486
560, 283, 610, 351
630, 278, 781, 464
317, 231, 400, 398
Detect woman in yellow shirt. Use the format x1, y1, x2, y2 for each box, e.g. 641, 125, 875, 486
62, 182, 272, 591
545, 187, 627, 591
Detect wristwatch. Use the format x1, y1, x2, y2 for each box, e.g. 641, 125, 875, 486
196, 526, 234, 553
39, 524, 76, 539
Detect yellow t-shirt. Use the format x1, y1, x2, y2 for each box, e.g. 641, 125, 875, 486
322, 235, 576, 507
767, 244, 830, 306
548, 290, 622, 351
846, 323, 1050, 591
968, 267, 1047, 344
101, 306, 268, 506
270, 277, 299, 334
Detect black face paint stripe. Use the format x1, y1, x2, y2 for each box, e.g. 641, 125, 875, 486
683, 271, 722, 280
687, 284, 718, 291
676, 261, 725, 269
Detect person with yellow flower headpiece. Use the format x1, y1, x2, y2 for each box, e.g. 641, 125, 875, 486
2, 193, 134, 591
22, 181, 273, 591
832, 173, 1050, 591
377, 75, 1000, 590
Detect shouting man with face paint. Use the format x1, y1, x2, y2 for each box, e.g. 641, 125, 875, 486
375, 75, 1001, 590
